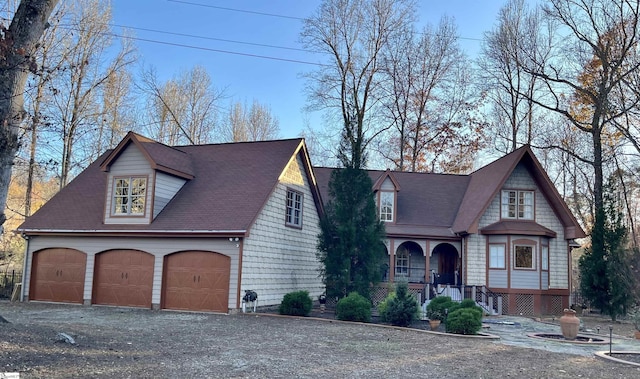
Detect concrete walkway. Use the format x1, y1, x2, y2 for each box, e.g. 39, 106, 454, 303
483, 316, 640, 356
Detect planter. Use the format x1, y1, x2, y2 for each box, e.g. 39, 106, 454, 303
559, 308, 580, 340
429, 319, 441, 331
634, 331, 640, 340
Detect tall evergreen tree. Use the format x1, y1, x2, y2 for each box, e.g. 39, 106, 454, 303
579, 175, 637, 320
317, 167, 386, 300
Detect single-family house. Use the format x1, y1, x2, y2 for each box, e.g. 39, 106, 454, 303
314, 145, 586, 315
18, 132, 325, 313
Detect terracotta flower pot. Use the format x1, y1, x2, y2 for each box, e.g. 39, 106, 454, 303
634, 330, 640, 340
559, 308, 580, 340
429, 319, 441, 331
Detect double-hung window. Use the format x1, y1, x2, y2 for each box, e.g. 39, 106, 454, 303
501, 190, 534, 219
379, 191, 394, 222
395, 249, 408, 276
113, 177, 147, 215
285, 189, 303, 228
489, 244, 506, 269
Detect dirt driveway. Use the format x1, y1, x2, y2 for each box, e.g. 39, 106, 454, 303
0, 301, 638, 378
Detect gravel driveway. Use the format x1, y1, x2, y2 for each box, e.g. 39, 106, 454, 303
1, 301, 639, 378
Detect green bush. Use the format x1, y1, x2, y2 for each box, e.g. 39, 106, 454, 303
426, 296, 455, 321
279, 290, 313, 316
377, 292, 396, 323
336, 292, 371, 322
448, 298, 484, 315
445, 307, 483, 335
379, 282, 419, 327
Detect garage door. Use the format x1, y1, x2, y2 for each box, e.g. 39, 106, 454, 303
30, 248, 86, 303
93, 249, 154, 308
162, 251, 230, 312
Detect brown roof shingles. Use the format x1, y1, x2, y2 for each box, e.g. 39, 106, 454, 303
20, 138, 307, 234
314, 145, 585, 240
314, 167, 469, 238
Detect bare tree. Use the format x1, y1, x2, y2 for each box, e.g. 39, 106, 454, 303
0, 0, 59, 233
223, 99, 280, 142
478, 0, 552, 153
140, 65, 222, 146
301, 0, 416, 169
381, 16, 480, 172
39, 0, 135, 189
90, 65, 134, 161
514, 0, 640, 253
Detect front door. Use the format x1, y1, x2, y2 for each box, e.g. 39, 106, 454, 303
435, 243, 459, 285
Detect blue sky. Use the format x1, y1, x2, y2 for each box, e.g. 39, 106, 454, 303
110, 1, 507, 139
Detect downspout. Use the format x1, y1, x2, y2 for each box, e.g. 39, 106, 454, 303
20, 234, 30, 302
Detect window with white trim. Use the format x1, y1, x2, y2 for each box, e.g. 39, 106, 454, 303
113, 177, 146, 215
379, 191, 394, 222
514, 245, 535, 269
285, 189, 303, 227
541, 246, 549, 271
395, 249, 408, 276
501, 190, 534, 219
489, 244, 506, 269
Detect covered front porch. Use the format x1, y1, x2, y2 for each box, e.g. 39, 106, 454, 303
382, 240, 462, 287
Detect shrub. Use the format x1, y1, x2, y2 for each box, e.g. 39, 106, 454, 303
336, 292, 371, 322
426, 296, 454, 321
445, 307, 483, 335
377, 292, 396, 323
448, 298, 484, 315
379, 282, 419, 327
279, 290, 313, 316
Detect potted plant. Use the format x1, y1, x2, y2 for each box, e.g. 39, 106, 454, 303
426, 309, 444, 330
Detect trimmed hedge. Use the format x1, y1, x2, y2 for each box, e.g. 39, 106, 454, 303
279, 290, 313, 316
336, 292, 371, 322
445, 307, 483, 335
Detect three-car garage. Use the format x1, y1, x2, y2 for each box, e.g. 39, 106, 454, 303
28, 247, 231, 313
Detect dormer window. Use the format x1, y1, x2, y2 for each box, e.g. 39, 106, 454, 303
379, 191, 394, 222
113, 176, 147, 215
501, 190, 533, 220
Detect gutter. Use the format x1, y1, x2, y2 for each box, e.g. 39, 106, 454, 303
20, 233, 29, 302
18, 229, 247, 237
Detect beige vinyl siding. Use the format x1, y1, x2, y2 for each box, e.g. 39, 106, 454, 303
242, 154, 324, 307
104, 145, 154, 225
153, 172, 187, 218
24, 236, 241, 311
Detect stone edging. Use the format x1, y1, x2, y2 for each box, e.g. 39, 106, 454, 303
248, 312, 500, 339
594, 351, 640, 367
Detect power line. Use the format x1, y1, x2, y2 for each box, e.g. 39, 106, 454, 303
166, 1, 486, 43
104, 31, 330, 67
167, 0, 306, 21
109, 23, 311, 53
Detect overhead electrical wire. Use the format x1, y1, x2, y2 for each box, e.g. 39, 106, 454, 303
102, 31, 331, 67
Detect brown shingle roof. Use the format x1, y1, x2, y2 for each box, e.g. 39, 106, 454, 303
20, 138, 311, 235
314, 167, 470, 238
315, 145, 585, 240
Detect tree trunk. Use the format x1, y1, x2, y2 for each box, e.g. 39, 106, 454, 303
0, 0, 59, 233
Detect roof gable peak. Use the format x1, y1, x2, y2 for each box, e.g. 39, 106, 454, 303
373, 169, 401, 191
100, 131, 194, 179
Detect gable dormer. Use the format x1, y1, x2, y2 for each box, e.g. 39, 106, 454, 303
100, 132, 194, 225
373, 169, 400, 223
